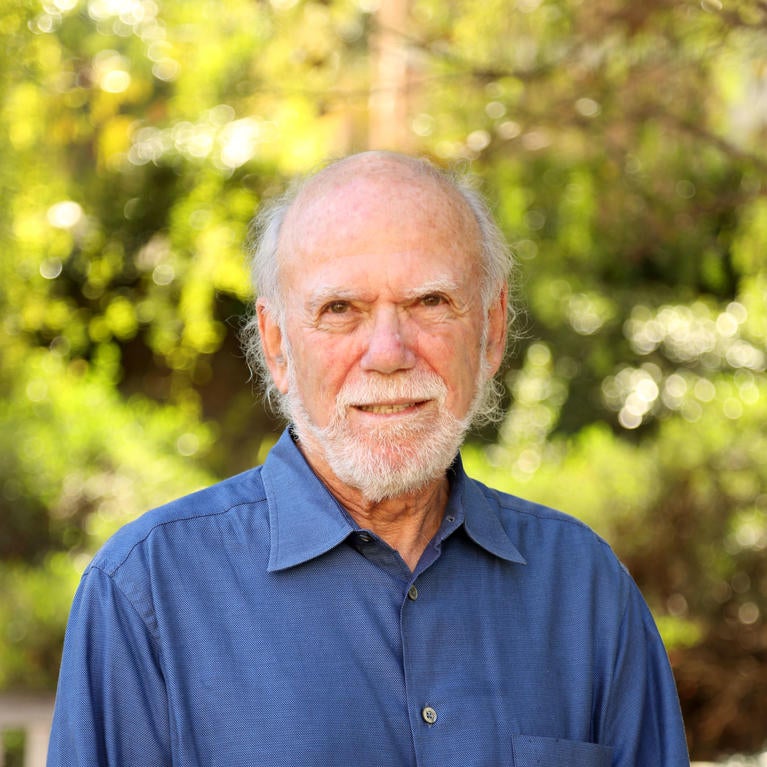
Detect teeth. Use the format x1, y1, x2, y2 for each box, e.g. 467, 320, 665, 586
358, 403, 413, 414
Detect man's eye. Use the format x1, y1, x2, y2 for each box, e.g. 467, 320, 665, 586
420, 293, 446, 307
325, 301, 350, 314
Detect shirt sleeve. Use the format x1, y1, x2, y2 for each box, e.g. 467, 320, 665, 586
602, 580, 690, 767
47, 566, 171, 766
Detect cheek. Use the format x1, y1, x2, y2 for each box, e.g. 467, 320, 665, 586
290, 340, 352, 409
446, 364, 482, 410
434, 334, 486, 404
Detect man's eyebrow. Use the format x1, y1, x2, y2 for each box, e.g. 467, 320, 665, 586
401, 278, 462, 299
305, 287, 360, 313
304, 279, 463, 312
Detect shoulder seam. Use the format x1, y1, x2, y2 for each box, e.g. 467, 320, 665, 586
485, 486, 614, 549
103, 496, 266, 576
84, 564, 163, 651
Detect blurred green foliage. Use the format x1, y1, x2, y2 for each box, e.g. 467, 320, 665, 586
1, 0, 766, 759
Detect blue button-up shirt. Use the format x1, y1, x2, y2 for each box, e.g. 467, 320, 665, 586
48, 429, 689, 766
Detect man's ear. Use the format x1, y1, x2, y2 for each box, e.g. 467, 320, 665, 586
484, 285, 508, 377
256, 298, 289, 394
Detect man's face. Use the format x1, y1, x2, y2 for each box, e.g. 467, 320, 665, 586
259, 165, 507, 500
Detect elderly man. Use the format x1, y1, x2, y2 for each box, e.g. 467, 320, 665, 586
48, 152, 690, 766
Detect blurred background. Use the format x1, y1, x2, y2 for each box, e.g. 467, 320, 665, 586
1, 0, 766, 763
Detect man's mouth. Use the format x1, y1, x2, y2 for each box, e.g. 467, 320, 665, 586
355, 401, 426, 414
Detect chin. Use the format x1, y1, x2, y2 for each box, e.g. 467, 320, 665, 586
286, 383, 471, 501
325, 421, 464, 501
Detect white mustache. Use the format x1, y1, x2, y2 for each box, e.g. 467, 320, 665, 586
334, 373, 447, 412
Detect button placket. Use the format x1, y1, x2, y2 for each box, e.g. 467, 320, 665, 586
401, 569, 453, 763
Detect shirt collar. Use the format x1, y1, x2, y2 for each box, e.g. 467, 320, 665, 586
449, 455, 526, 565
262, 430, 354, 572
262, 429, 526, 572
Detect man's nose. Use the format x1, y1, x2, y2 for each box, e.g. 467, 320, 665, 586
359, 307, 416, 374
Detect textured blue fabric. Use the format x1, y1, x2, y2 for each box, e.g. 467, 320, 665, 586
48, 429, 690, 766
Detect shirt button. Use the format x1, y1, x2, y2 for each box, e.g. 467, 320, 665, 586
407, 585, 419, 601
421, 706, 438, 725
357, 532, 372, 543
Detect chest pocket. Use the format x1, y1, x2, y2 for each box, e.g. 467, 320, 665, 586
512, 735, 613, 766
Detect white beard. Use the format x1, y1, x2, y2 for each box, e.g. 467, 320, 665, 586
284, 364, 488, 503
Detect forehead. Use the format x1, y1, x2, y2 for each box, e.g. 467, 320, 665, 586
277, 160, 482, 293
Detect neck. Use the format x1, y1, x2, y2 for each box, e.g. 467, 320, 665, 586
298, 440, 450, 571
334, 477, 449, 571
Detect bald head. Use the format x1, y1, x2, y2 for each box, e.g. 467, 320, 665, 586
281, 151, 475, 235
278, 153, 483, 297
251, 151, 511, 308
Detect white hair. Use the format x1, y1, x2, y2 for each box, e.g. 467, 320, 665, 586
240, 152, 520, 425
